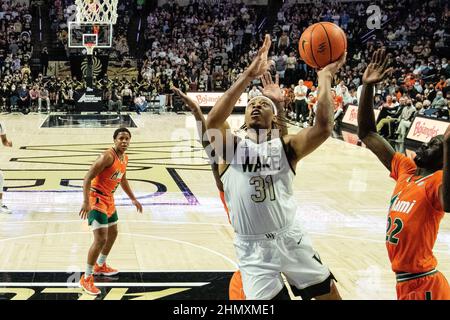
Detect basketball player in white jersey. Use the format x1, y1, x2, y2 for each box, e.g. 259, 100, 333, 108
206, 34, 346, 300
173, 83, 289, 300
0, 122, 12, 214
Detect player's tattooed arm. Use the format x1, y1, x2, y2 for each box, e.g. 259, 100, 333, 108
357, 48, 395, 171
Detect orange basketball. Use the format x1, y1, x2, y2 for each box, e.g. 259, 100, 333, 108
298, 22, 347, 69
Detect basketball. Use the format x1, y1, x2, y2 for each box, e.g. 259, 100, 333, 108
298, 22, 347, 69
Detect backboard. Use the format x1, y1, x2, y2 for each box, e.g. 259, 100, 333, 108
68, 21, 112, 48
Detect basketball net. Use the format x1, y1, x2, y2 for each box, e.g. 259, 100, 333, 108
75, 0, 118, 24
85, 42, 95, 55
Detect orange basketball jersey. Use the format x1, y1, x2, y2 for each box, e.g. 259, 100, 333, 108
229, 270, 246, 300
219, 191, 231, 224
388, 152, 444, 273
91, 148, 128, 196
220, 191, 245, 299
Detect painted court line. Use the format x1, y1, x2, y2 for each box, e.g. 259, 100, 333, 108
0, 282, 209, 287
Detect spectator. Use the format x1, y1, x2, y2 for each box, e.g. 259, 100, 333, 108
432, 91, 447, 109
394, 102, 417, 142
41, 47, 49, 76
108, 86, 122, 113
294, 79, 308, 125
17, 83, 29, 113
332, 89, 344, 125
443, 79, 450, 97
120, 84, 133, 110
285, 51, 297, 86
377, 97, 415, 138
133, 93, 148, 114
61, 85, 75, 113
248, 85, 262, 99
28, 85, 39, 112
307, 91, 318, 126
38, 86, 50, 113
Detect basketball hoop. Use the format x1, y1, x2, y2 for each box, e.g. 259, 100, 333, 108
75, 0, 118, 24
88, 1, 99, 13
85, 43, 95, 55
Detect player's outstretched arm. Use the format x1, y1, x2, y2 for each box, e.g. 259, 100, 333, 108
120, 173, 143, 213
357, 48, 395, 171
442, 125, 450, 212
172, 86, 210, 149
79, 152, 114, 219
172, 85, 225, 191
206, 34, 272, 146
284, 53, 346, 165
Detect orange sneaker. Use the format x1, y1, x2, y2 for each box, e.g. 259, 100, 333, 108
79, 274, 100, 295
94, 263, 119, 276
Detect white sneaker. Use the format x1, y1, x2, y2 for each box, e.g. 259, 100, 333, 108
0, 205, 12, 214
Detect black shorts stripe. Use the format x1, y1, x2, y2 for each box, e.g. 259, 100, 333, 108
271, 286, 291, 300
396, 269, 437, 282
291, 273, 336, 300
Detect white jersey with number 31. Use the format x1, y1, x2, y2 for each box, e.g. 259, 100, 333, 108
221, 137, 297, 235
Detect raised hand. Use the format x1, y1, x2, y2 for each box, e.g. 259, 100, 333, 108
362, 48, 393, 85
317, 52, 347, 78
171, 86, 200, 112
258, 72, 285, 103
245, 34, 272, 79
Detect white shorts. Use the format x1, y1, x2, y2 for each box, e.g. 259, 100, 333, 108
234, 224, 332, 300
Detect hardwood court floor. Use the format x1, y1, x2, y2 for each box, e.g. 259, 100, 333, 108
0, 112, 449, 300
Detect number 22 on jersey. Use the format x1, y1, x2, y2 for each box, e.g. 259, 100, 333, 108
386, 216, 404, 245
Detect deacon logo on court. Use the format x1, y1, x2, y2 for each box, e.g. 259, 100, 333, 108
0, 272, 232, 300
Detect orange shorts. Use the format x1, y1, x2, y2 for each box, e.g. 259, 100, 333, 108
229, 270, 246, 300
89, 192, 116, 217
219, 191, 230, 224
396, 271, 450, 300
